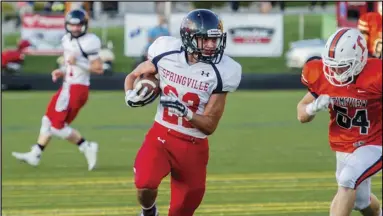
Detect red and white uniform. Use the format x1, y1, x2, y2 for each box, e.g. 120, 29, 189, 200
134, 36, 242, 216
150, 36, 241, 138
45, 33, 101, 129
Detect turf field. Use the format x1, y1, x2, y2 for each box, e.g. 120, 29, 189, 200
2, 90, 381, 216
3, 14, 322, 74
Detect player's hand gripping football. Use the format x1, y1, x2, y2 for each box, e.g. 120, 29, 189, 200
160, 91, 193, 121
306, 94, 333, 116
125, 82, 149, 108
67, 55, 77, 65
51, 69, 65, 83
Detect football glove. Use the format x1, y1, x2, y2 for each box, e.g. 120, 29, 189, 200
160, 91, 193, 121
125, 83, 149, 108
306, 94, 333, 116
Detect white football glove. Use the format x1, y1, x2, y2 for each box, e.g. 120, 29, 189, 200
125, 82, 149, 108
306, 94, 333, 116
160, 91, 193, 121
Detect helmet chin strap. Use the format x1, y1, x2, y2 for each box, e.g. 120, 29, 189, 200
327, 74, 354, 87
334, 72, 349, 83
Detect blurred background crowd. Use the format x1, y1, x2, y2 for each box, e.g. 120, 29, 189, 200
1, 1, 380, 77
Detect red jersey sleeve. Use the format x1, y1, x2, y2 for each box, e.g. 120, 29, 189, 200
301, 60, 322, 98
358, 13, 370, 34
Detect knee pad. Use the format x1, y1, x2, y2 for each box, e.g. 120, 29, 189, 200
337, 168, 357, 189
134, 166, 161, 190
39, 116, 52, 136
50, 126, 73, 139
354, 180, 371, 210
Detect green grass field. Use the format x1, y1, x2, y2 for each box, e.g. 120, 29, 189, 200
2, 90, 381, 216
3, 14, 323, 74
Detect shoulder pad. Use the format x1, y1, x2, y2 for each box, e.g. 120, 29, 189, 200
147, 36, 182, 60
213, 55, 242, 93
61, 33, 71, 42
79, 33, 101, 54
301, 59, 322, 91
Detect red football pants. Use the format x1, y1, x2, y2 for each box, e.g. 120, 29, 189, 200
134, 122, 209, 216
45, 84, 89, 129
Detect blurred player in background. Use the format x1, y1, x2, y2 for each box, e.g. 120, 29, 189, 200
124, 9, 242, 216
358, 1, 382, 59
12, 9, 104, 171
297, 28, 382, 216
1, 39, 31, 74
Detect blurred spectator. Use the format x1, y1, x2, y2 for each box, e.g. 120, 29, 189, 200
145, 15, 170, 54
17, 1, 34, 13
43, 1, 53, 12
309, 1, 327, 11
51, 2, 65, 13
133, 14, 171, 70
43, 1, 65, 13
231, 1, 240, 12
16, 1, 34, 27
271, 1, 285, 12
64, 2, 90, 16
66, 2, 84, 11
259, 2, 273, 13
102, 2, 118, 17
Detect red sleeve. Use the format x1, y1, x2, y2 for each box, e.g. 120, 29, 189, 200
358, 13, 370, 34
301, 60, 320, 98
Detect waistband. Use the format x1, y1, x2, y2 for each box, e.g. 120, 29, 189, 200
154, 122, 207, 144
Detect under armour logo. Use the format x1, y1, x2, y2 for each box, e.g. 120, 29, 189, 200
201, 71, 209, 77
157, 137, 166, 144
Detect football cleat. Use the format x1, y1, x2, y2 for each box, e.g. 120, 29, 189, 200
12, 145, 41, 166
79, 141, 98, 171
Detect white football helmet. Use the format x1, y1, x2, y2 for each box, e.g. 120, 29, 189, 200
322, 28, 368, 87
378, 1, 382, 16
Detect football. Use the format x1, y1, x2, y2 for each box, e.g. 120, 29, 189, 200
133, 73, 161, 103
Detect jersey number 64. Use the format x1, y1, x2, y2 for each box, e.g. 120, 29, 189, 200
333, 105, 371, 135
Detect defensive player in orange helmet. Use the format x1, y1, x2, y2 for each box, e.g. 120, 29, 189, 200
297, 28, 382, 216
358, 1, 382, 58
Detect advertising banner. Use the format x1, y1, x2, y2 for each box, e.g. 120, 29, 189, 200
124, 13, 283, 57
21, 13, 66, 56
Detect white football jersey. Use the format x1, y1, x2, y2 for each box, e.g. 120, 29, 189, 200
61, 33, 101, 86
148, 36, 242, 138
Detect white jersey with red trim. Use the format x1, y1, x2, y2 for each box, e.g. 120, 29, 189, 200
148, 36, 242, 138
61, 33, 101, 86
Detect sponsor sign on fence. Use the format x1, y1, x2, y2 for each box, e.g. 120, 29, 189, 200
124, 13, 283, 57
21, 13, 66, 56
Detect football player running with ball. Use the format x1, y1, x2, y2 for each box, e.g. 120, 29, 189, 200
124, 9, 242, 216
297, 28, 382, 216
12, 9, 103, 171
